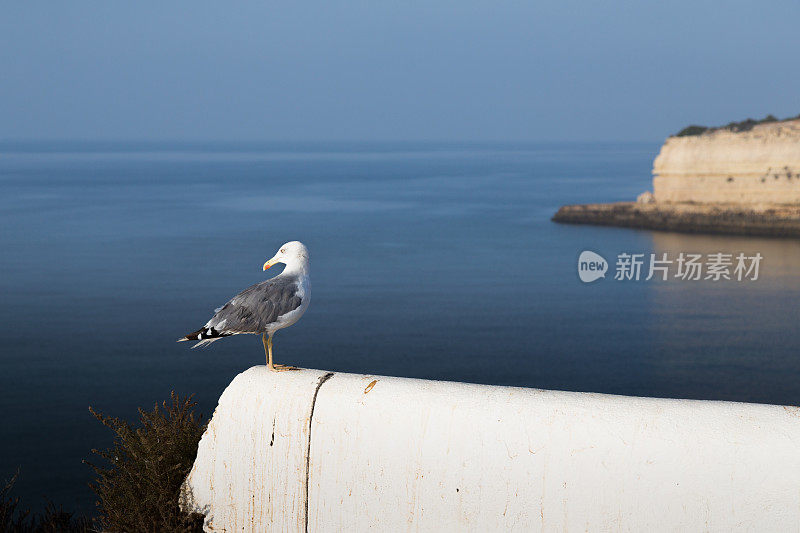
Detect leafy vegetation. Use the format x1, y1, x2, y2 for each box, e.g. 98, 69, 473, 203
86, 392, 206, 532
675, 125, 709, 137
2, 392, 207, 532
673, 113, 800, 137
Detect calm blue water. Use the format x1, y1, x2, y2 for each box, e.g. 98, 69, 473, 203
1, 142, 799, 513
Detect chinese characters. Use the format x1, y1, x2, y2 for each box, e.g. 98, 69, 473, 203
613, 252, 761, 281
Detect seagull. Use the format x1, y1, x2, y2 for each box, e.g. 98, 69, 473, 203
178, 241, 311, 372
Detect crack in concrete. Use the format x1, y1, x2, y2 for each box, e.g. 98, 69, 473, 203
304, 372, 334, 532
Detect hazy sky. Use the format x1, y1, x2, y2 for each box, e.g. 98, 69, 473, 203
2, 1, 798, 142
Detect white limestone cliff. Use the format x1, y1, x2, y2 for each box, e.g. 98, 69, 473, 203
653, 118, 800, 204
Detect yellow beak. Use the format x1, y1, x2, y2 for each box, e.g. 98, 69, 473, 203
263, 257, 279, 271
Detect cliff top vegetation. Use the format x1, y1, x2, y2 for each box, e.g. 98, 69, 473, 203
674, 114, 800, 137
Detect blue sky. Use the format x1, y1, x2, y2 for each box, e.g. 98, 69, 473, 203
1, 1, 798, 142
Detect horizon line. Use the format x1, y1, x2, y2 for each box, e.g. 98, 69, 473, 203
0, 137, 664, 146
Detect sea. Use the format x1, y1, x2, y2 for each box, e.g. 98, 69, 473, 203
1, 141, 799, 514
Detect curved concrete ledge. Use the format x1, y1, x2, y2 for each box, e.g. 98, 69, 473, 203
182, 367, 800, 531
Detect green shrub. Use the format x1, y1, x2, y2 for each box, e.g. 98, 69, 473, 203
86, 392, 206, 532
723, 118, 757, 132
675, 125, 709, 137
673, 113, 798, 137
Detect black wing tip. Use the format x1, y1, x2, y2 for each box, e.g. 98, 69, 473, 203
178, 327, 231, 344
179, 328, 203, 342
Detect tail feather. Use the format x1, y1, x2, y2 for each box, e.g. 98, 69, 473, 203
178, 326, 231, 348
191, 337, 223, 349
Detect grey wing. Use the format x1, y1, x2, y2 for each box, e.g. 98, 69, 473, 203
207, 277, 303, 334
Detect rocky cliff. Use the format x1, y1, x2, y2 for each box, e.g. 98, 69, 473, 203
653, 119, 800, 205
552, 202, 800, 237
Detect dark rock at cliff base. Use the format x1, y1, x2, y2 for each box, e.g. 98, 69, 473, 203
552, 202, 800, 238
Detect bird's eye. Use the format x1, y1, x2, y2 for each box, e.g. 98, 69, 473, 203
280, 249, 286, 253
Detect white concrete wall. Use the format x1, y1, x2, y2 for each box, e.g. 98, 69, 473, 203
182, 367, 800, 532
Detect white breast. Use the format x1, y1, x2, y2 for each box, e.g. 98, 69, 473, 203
267, 276, 310, 335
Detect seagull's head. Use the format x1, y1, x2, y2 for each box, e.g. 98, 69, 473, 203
263, 241, 310, 272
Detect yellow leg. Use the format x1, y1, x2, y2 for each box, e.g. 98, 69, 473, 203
263, 333, 298, 372
262, 333, 273, 369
